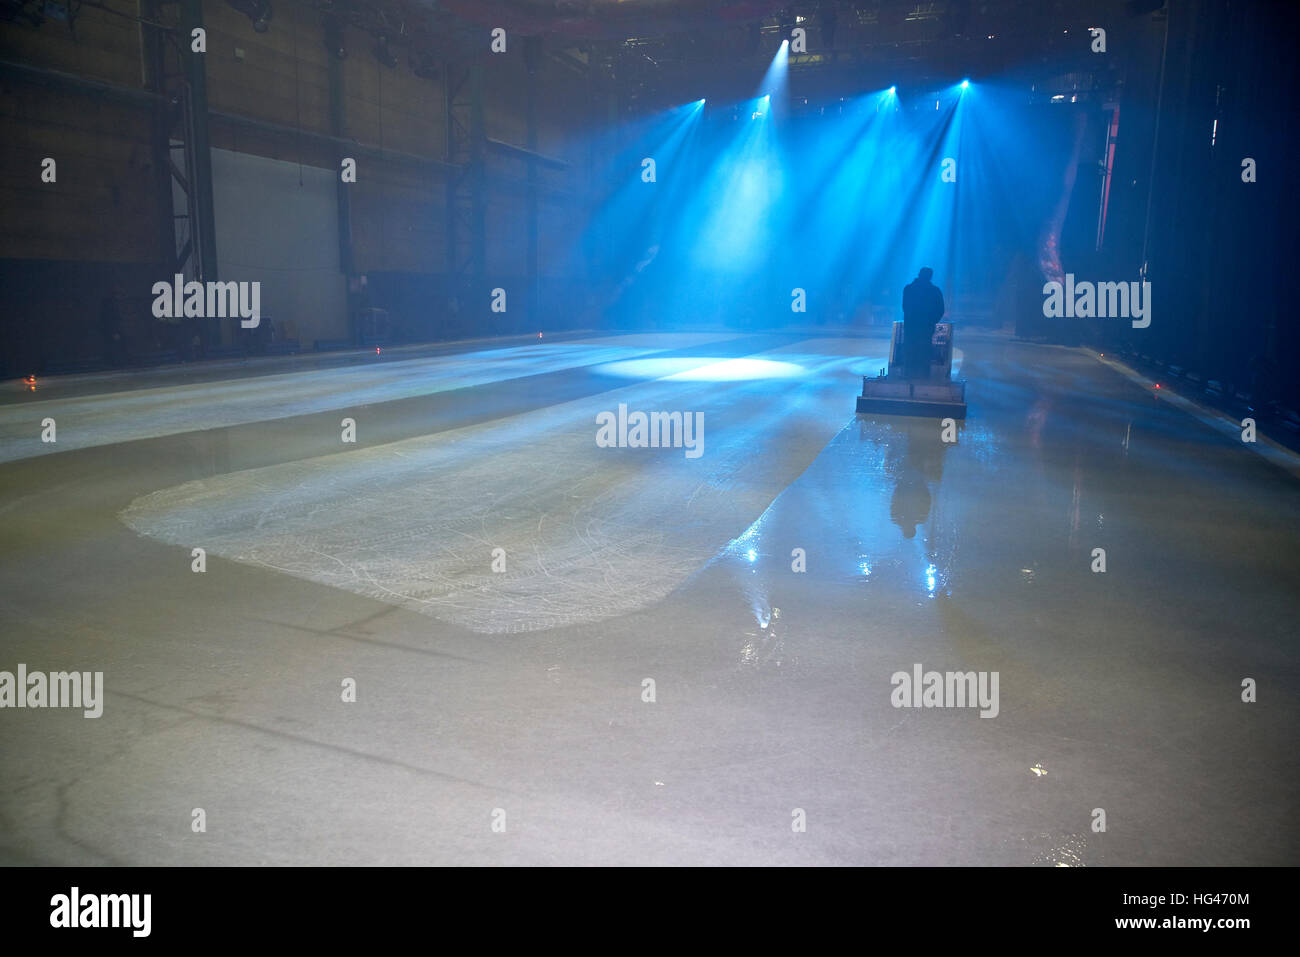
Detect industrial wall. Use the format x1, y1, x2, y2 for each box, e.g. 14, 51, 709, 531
0, 0, 599, 375
1067, 0, 1300, 415
210, 146, 347, 343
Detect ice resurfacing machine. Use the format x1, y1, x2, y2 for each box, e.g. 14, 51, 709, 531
856, 320, 967, 418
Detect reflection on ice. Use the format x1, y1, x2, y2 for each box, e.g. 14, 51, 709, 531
714, 414, 962, 623
858, 417, 956, 597
720, 523, 774, 632
595, 356, 806, 381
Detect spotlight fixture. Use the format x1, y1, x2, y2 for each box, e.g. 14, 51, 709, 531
779, 7, 796, 39
226, 0, 272, 33
960, 79, 970, 89
889, 85, 896, 93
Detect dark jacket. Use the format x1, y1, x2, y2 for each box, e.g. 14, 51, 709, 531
901, 277, 945, 377
902, 278, 945, 328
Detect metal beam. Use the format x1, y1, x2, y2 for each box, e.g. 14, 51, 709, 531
468, 60, 486, 296
326, 44, 355, 279
525, 35, 541, 330
206, 111, 462, 174
486, 138, 570, 170
0, 59, 461, 175
547, 50, 590, 77
444, 54, 487, 318
443, 61, 458, 276
180, 0, 218, 292
0, 58, 164, 105
142, 0, 175, 268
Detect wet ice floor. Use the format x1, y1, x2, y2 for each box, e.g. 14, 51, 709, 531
0, 330, 1296, 865
0, 333, 743, 464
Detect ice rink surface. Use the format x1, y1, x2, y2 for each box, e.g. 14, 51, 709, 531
1, 330, 1296, 865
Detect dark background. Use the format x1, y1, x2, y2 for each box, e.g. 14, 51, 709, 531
1, 0, 1296, 413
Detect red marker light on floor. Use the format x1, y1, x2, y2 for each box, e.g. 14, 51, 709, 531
537, 332, 543, 339
376, 347, 381, 355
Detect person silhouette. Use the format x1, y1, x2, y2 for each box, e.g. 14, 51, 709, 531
901, 267, 945, 379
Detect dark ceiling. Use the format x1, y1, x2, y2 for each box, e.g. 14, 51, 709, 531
289, 1, 1159, 109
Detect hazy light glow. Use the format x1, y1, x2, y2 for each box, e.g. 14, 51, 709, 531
756, 40, 787, 107
690, 92, 785, 271
596, 357, 806, 382
666, 358, 804, 381
576, 79, 1074, 335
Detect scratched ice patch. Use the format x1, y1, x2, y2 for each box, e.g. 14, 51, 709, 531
119, 342, 868, 633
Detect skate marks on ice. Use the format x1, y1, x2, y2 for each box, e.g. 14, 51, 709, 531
120, 341, 877, 634
0, 334, 736, 464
